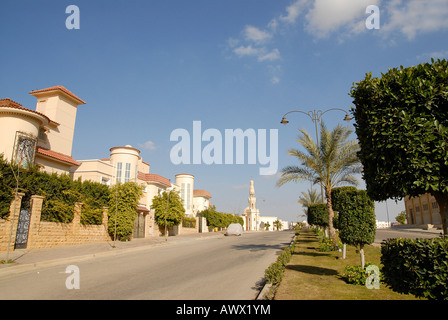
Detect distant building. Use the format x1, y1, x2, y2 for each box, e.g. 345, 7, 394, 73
404, 193, 442, 229
376, 220, 391, 229
241, 179, 288, 231
242, 179, 260, 231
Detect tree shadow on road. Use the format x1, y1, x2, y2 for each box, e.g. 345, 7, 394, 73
231, 242, 290, 252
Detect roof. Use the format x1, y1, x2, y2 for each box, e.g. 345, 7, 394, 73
137, 172, 171, 187
137, 205, 150, 213
193, 189, 212, 199
36, 147, 80, 166
175, 173, 194, 177
0, 98, 52, 124
29, 86, 86, 105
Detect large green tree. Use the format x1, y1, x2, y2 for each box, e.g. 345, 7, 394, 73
277, 122, 361, 241
151, 190, 185, 235
108, 182, 143, 241
350, 58, 448, 236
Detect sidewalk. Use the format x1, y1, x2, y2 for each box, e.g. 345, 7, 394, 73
0, 231, 225, 275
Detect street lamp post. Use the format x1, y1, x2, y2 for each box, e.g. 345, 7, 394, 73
280, 108, 353, 202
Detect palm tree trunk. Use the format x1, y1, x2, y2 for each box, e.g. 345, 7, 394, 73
326, 187, 336, 241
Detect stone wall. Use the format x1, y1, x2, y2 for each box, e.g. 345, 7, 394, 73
0, 193, 112, 252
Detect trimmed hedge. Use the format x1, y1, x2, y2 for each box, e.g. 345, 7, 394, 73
307, 203, 328, 228
0, 155, 110, 224
381, 237, 448, 300
199, 205, 243, 229
265, 247, 292, 285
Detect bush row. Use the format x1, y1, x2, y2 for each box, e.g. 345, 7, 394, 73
0, 155, 110, 224
264, 240, 295, 285
199, 205, 243, 229
381, 237, 448, 300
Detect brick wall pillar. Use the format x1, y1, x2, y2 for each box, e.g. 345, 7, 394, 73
2, 192, 25, 252
27, 195, 45, 249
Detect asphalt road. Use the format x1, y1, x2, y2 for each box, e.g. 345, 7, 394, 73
0, 231, 294, 300
373, 228, 441, 246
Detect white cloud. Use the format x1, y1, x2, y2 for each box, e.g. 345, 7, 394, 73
271, 76, 280, 85
139, 140, 157, 150
417, 50, 448, 60
382, 0, 448, 40
258, 49, 281, 62
244, 25, 273, 43
280, 0, 309, 23
233, 45, 262, 57
305, 0, 380, 39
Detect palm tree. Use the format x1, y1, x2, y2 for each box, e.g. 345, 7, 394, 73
277, 121, 361, 241
298, 188, 322, 216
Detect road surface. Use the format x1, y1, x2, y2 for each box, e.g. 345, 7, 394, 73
0, 231, 294, 300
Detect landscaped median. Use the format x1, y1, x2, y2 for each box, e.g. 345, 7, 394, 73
268, 229, 424, 300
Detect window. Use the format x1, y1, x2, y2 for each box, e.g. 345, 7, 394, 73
432, 201, 438, 209
14, 132, 37, 169
125, 163, 131, 182
181, 183, 186, 206
116, 162, 122, 183
423, 203, 429, 211
186, 183, 191, 210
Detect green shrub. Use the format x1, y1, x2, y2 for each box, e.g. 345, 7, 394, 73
381, 237, 448, 300
318, 236, 342, 252
108, 182, 143, 241
0, 155, 110, 224
341, 263, 381, 286
182, 216, 196, 228
265, 261, 284, 285
264, 246, 293, 285
307, 203, 328, 228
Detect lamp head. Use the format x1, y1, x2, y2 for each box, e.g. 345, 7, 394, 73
280, 117, 289, 125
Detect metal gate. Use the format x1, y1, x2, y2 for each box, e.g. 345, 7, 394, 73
14, 203, 31, 250
133, 213, 145, 238
198, 213, 203, 233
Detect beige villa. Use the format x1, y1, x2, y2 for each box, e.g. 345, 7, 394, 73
0, 85, 212, 238
72, 147, 213, 237
0, 86, 84, 174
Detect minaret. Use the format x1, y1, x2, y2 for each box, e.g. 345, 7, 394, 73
248, 179, 256, 210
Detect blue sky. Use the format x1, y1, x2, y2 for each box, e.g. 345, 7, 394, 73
1, 0, 448, 224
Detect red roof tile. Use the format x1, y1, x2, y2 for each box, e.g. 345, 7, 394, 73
193, 189, 212, 198
29, 86, 86, 105
0, 98, 51, 124
36, 147, 80, 166
137, 205, 150, 213
138, 172, 171, 187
